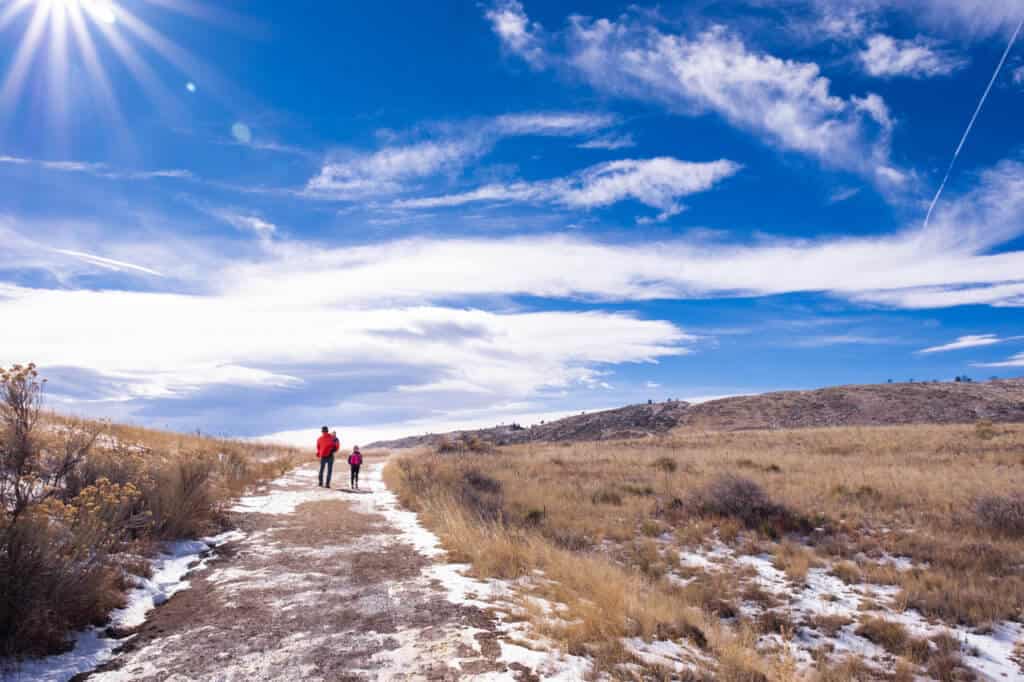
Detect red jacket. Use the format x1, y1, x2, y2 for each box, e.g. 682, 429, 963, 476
316, 433, 338, 458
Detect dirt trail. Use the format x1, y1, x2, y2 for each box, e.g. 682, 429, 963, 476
81, 460, 563, 682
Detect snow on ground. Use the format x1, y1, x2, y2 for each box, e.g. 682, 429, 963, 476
351, 462, 595, 679
2, 531, 241, 682
230, 466, 323, 514
670, 541, 1024, 680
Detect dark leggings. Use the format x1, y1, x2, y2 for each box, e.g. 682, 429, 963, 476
350, 464, 360, 488
318, 455, 334, 486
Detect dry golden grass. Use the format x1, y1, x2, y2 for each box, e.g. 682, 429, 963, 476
387, 422, 1024, 678
1, 366, 304, 658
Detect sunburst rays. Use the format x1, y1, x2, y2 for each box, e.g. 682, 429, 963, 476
0, 0, 224, 138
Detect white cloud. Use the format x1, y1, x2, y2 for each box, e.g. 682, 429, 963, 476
394, 157, 741, 220
578, 133, 635, 150
305, 139, 484, 199
975, 353, 1024, 368
485, 0, 546, 68
794, 334, 898, 347
829, 186, 861, 203
808, 0, 1023, 40
560, 19, 898, 184
0, 286, 690, 411
239, 159, 1024, 309
859, 34, 966, 78
561, 158, 740, 219
1014, 66, 1024, 85
212, 210, 277, 236
0, 155, 195, 181
918, 334, 1005, 353
491, 112, 615, 136
304, 111, 617, 199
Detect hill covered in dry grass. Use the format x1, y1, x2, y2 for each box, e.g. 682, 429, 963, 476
369, 378, 1024, 449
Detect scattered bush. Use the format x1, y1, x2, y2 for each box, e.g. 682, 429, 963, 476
590, 487, 623, 506
651, 456, 678, 473
974, 492, 1024, 536
684, 474, 809, 536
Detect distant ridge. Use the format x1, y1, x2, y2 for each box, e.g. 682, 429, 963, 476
366, 378, 1024, 449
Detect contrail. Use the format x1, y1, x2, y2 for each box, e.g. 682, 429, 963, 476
923, 16, 1024, 228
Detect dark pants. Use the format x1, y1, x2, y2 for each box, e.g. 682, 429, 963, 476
319, 455, 334, 487
350, 464, 360, 488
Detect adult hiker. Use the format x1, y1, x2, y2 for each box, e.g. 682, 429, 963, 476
348, 445, 363, 490
316, 426, 339, 488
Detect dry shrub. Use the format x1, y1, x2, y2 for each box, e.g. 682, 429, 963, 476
652, 456, 678, 473
591, 487, 623, 506
756, 610, 793, 635
146, 453, 218, 539
460, 469, 504, 522
975, 419, 997, 441
686, 474, 809, 537
810, 613, 852, 637
0, 364, 301, 658
812, 652, 876, 682
830, 560, 861, 584
974, 492, 1024, 536
854, 616, 908, 655
772, 541, 817, 584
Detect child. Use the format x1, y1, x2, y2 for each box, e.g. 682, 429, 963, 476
348, 445, 363, 490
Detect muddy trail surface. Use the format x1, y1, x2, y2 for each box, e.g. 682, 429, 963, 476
77, 461, 566, 682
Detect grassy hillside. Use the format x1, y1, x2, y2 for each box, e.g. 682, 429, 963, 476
369, 378, 1024, 450
387, 422, 1024, 679
0, 364, 303, 658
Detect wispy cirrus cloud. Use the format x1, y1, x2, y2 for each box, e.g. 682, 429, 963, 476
829, 186, 861, 203
859, 34, 966, 78
485, 6, 905, 187
303, 111, 618, 200
917, 334, 1009, 353
974, 353, 1024, 368
806, 0, 1023, 40
211, 210, 276, 237
578, 133, 635, 150
0, 154, 194, 181
393, 157, 741, 221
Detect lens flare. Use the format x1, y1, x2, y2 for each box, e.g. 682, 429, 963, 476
0, 0, 215, 132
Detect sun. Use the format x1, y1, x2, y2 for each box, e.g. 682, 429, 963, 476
0, 0, 206, 128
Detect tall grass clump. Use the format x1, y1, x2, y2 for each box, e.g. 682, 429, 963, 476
0, 364, 301, 658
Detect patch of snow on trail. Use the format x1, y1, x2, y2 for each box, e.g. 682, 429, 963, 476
1, 530, 241, 682
360, 461, 594, 679
230, 466, 322, 514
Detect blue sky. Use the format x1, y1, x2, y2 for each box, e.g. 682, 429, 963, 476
1, 0, 1023, 444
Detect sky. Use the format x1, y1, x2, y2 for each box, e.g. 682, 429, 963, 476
1, 0, 1023, 445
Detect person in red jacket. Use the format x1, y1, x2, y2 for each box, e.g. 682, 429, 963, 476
315, 426, 339, 488
348, 445, 363, 490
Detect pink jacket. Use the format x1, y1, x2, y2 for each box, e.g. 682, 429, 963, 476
348, 451, 363, 466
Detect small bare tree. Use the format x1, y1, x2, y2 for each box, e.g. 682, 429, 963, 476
0, 363, 99, 520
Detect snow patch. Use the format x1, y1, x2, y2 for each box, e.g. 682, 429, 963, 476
2, 530, 241, 682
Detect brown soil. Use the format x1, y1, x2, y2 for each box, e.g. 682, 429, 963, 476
81, 465, 529, 681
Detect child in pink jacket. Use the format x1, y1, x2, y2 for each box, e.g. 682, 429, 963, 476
348, 446, 363, 490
